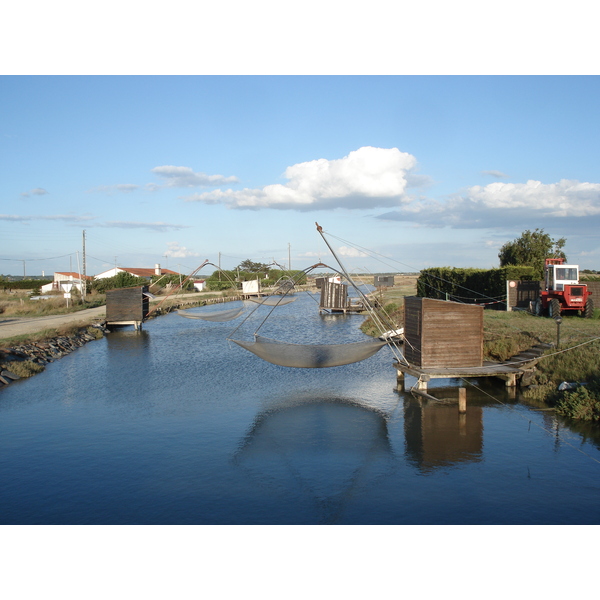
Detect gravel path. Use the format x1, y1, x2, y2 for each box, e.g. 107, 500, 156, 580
0, 292, 224, 341
0, 306, 107, 340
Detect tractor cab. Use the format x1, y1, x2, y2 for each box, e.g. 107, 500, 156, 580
545, 260, 580, 291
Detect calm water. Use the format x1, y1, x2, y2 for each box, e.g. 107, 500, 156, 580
1, 292, 599, 525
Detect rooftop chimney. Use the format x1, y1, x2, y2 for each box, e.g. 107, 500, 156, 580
155, 263, 162, 276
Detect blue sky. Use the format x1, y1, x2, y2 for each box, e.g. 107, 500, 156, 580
2, 7, 599, 280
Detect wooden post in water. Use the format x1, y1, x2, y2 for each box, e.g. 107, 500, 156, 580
396, 369, 405, 392
458, 387, 467, 413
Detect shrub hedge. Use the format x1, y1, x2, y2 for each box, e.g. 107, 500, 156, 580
416, 266, 538, 304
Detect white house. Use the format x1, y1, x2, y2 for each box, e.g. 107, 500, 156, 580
193, 280, 206, 292
40, 272, 94, 294
94, 264, 180, 280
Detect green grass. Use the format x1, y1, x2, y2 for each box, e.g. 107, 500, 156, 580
0, 292, 106, 317
360, 282, 600, 420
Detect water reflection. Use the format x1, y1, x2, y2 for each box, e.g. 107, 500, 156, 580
234, 395, 395, 524
403, 398, 483, 474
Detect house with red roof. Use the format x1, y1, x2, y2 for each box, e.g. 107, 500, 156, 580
40, 271, 94, 294
94, 264, 180, 280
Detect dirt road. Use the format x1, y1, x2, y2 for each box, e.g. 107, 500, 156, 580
0, 291, 227, 341
0, 306, 107, 340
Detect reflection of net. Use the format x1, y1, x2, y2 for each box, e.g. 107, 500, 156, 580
177, 307, 244, 321
248, 297, 297, 306
231, 335, 387, 368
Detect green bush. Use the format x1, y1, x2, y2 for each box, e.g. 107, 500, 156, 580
554, 378, 600, 422
0, 279, 52, 290
2, 360, 45, 378
91, 272, 149, 293
416, 266, 537, 303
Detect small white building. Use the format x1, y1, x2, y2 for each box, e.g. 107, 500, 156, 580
193, 280, 206, 292
242, 279, 261, 296
40, 272, 93, 294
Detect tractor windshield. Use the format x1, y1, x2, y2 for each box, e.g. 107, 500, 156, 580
555, 267, 578, 282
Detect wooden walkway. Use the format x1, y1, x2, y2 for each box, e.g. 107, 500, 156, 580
393, 343, 551, 392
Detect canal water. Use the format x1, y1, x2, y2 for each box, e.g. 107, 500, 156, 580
1, 291, 599, 525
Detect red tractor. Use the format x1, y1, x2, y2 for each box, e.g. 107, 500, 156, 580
533, 258, 594, 318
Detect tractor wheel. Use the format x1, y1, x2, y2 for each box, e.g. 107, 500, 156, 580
549, 298, 561, 318
584, 298, 594, 319
534, 298, 543, 316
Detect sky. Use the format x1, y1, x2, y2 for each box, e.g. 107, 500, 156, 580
2, 6, 599, 280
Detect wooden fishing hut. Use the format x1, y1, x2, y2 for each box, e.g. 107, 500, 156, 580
241, 279, 262, 299
395, 297, 527, 393
374, 275, 394, 287
318, 279, 365, 314
106, 285, 151, 330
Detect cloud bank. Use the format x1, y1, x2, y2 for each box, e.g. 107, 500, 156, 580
164, 242, 200, 258
99, 221, 189, 231
89, 166, 238, 194
0, 214, 93, 223
152, 166, 239, 188
378, 179, 600, 229
184, 147, 419, 210
20, 188, 49, 197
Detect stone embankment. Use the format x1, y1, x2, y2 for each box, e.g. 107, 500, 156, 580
0, 324, 108, 388
0, 291, 294, 389
0, 294, 243, 389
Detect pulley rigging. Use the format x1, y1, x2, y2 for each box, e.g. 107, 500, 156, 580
228, 224, 405, 368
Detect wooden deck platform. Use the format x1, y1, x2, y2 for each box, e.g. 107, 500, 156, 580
393, 359, 536, 391
319, 301, 366, 314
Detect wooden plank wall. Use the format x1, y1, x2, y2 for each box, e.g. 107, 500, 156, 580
319, 281, 349, 309
374, 276, 394, 287
404, 297, 483, 368
582, 280, 600, 301
507, 280, 541, 310
106, 286, 149, 322
403, 297, 423, 365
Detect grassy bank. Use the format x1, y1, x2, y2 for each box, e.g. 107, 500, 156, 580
0, 291, 106, 317
360, 280, 600, 422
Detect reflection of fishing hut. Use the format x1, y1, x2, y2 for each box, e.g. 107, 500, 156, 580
106, 286, 151, 330
318, 278, 365, 314
404, 397, 483, 473
395, 297, 525, 392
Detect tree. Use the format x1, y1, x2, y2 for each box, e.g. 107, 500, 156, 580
236, 259, 271, 273
498, 229, 566, 278
91, 271, 149, 293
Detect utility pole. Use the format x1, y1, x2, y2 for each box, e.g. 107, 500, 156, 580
288, 243, 291, 271
82, 229, 87, 301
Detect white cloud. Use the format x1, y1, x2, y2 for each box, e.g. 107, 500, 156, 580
20, 187, 49, 197
481, 170, 508, 179
88, 166, 238, 195
88, 184, 140, 194
337, 246, 367, 257
0, 213, 93, 223
377, 178, 600, 229
466, 179, 600, 216
184, 147, 419, 210
152, 165, 238, 188
99, 221, 189, 231
164, 242, 200, 258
